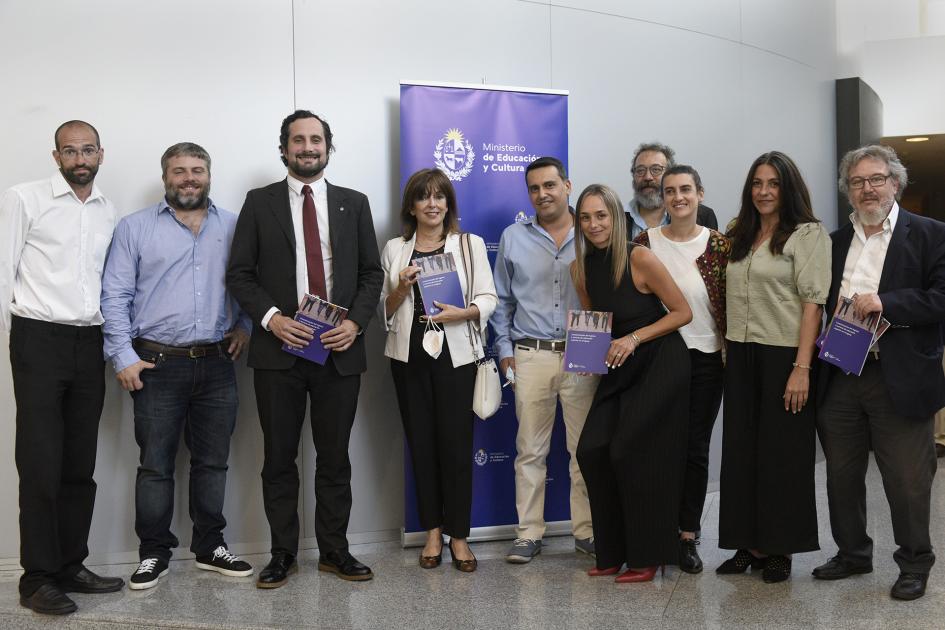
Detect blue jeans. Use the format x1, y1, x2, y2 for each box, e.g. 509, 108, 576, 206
130, 351, 238, 561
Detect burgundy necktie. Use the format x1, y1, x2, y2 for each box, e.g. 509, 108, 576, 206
301, 184, 327, 300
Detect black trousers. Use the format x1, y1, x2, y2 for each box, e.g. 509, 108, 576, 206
817, 360, 936, 573
253, 357, 360, 556
390, 323, 476, 538
10, 316, 105, 597
679, 349, 723, 533
719, 341, 819, 555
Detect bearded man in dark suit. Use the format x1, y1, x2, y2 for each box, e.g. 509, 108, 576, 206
227, 110, 382, 588
813, 144, 945, 601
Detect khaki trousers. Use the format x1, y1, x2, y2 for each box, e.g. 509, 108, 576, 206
512, 345, 598, 540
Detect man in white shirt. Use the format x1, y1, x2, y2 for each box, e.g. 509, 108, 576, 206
0, 121, 123, 614
814, 145, 945, 601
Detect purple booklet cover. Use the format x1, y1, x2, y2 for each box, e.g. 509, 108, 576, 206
282, 294, 348, 365
818, 296, 881, 376
413, 252, 465, 316
563, 310, 613, 374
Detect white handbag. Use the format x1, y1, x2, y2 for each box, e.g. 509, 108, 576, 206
460, 233, 501, 419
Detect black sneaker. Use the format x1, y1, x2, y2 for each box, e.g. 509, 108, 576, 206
129, 557, 169, 590
195, 546, 253, 577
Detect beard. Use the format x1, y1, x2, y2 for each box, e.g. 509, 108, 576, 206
288, 152, 329, 179
633, 186, 662, 210
854, 195, 893, 227
60, 163, 99, 186
165, 182, 210, 210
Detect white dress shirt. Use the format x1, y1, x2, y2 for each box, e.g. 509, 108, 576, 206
839, 202, 899, 299
0, 171, 118, 330
262, 175, 333, 329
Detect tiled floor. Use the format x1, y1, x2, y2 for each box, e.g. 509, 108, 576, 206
2, 458, 943, 629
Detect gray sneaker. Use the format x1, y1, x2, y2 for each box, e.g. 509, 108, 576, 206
575, 537, 596, 557
506, 538, 542, 563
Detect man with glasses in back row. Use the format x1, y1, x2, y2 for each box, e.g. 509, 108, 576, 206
0, 121, 123, 615
625, 142, 717, 239
814, 145, 945, 601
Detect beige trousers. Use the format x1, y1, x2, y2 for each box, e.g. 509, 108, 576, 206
512, 345, 599, 540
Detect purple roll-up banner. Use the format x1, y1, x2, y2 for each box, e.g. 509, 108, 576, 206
399, 81, 570, 544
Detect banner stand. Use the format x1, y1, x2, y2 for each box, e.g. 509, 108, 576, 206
399, 80, 572, 548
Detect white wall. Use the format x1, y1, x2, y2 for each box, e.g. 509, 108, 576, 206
837, 0, 945, 136
0, 0, 838, 562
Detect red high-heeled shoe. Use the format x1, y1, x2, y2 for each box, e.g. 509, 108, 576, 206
614, 566, 664, 583
587, 566, 621, 577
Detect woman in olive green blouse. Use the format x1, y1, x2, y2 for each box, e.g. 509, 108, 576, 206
717, 151, 831, 583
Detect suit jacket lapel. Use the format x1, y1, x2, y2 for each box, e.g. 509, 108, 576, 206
326, 181, 343, 253
878, 208, 911, 292
269, 179, 295, 248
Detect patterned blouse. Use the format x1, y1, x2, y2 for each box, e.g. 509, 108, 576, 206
633, 228, 731, 340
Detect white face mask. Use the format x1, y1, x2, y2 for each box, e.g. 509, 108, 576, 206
422, 319, 444, 359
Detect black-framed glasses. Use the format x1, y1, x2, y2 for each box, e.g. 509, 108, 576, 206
632, 165, 666, 178
848, 174, 889, 189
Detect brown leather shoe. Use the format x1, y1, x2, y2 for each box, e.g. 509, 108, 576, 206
419, 536, 443, 569
448, 539, 477, 573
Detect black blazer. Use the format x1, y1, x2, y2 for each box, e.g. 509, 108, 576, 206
226, 179, 383, 375
818, 207, 945, 418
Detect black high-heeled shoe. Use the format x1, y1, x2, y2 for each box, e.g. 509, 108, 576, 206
716, 549, 764, 574
448, 538, 477, 573
762, 555, 791, 583
419, 535, 443, 569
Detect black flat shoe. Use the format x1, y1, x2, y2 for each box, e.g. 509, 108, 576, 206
812, 555, 873, 580
448, 539, 477, 573
20, 584, 77, 615
58, 567, 124, 593
891, 572, 929, 600
716, 549, 764, 574
256, 553, 297, 589
318, 549, 373, 581
762, 555, 791, 583
419, 536, 443, 569
679, 538, 703, 574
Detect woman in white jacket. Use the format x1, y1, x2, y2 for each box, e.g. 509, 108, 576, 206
381, 168, 497, 572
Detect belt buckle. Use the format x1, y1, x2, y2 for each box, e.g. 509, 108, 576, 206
188, 346, 206, 359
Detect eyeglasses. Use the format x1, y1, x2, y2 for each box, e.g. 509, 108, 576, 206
632, 165, 666, 178
848, 174, 889, 189
58, 147, 100, 159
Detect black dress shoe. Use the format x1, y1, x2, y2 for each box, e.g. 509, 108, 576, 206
678, 538, 703, 574
812, 555, 873, 580
318, 549, 373, 581
20, 583, 77, 615
58, 567, 125, 593
256, 553, 297, 589
891, 572, 929, 600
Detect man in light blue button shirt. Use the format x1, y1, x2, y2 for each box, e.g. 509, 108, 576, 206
101, 143, 253, 590
491, 157, 598, 563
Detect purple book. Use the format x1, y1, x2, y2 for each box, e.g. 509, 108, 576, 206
818, 296, 881, 376
413, 252, 465, 316
282, 293, 348, 365
563, 310, 613, 374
